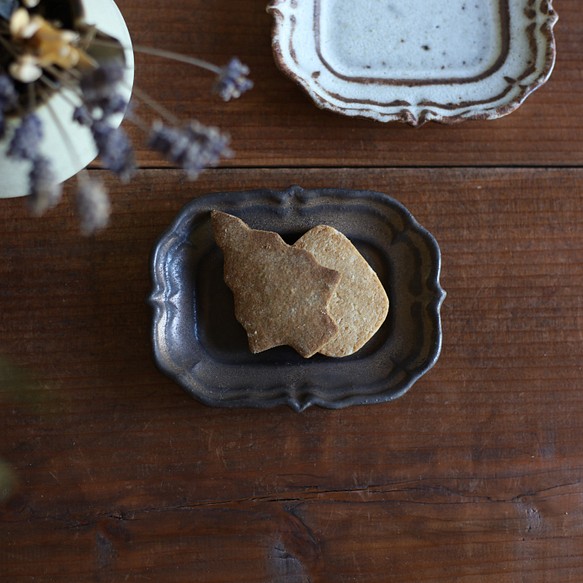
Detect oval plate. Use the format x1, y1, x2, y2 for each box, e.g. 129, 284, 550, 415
150, 187, 445, 411
268, 0, 558, 125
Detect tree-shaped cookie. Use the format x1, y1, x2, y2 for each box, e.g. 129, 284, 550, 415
212, 211, 341, 358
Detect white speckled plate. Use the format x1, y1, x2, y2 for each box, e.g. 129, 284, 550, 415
268, 0, 557, 125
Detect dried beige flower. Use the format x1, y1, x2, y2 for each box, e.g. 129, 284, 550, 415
9, 54, 42, 82
10, 8, 89, 73
9, 7, 39, 39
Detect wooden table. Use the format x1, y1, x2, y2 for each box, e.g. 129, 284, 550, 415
1, 1, 582, 581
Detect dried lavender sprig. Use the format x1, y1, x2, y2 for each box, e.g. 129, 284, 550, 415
76, 175, 110, 236
33, 95, 107, 235
214, 58, 254, 102
91, 40, 220, 74
79, 61, 124, 98
72, 103, 92, 126
7, 112, 42, 160
45, 96, 113, 235
75, 62, 135, 179
0, 73, 17, 138
78, 95, 126, 121
90, 119, 135, 182
0, 73, 17, 107
183, 120, 233, 169
27, 155, 62, 216
79, 61, 129, 118
90, 39, 253, 101
72, 61, 180, 126
148, 120, 232, 180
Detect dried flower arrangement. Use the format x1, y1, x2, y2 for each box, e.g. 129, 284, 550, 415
0, 0, 252, 234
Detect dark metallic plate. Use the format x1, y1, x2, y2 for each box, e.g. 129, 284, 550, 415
150, 186, 445, 411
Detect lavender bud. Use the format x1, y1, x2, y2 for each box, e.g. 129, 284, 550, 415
7, 114, 43, 161
72, 105, 92, 126
148, 120, 232, 180
214, 58, 253, 102
28, 156, 62, 216
0, 74, 17, 111
102, 93, 129, 117
76, 177, 111, 236
184, 120, 232, 167
80, 62, 125, 95
148, 122, 186, 162
80, 62, 127, 116
90, 120, 135, 181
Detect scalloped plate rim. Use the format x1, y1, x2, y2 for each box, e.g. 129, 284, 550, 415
267, 0, 558, 125
150, 186, 446, 410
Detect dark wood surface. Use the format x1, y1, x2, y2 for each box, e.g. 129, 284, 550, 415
1, 1, 583, 582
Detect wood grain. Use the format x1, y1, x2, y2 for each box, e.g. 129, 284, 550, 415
2, 0, 583, 580
1, 168, 582, 581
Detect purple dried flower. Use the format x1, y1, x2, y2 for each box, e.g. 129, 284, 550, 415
148, 120, 232, 179
148, 123, 187, 160
214, 58, 253, 102
0, 74, 17, 111
101, 93, 129, 117
76, 177, 111, 236
27, 156, 62, 216
183, 120, 232, 169
80, 62, 125, 96
0, 75, 16, 140
80, 62, 128, 117
72, 105, 92, 126
7, 113, 43, 161
90, 119, 135, 181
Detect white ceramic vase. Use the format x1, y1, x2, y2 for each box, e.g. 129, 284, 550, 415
0, 0, 134, 198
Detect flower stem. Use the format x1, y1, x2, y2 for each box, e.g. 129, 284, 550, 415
39, 73, 81, 107
45, 97, 86, 171
27, 82, 35, 111
130, 84, 180, 127
89, 38, 221, 74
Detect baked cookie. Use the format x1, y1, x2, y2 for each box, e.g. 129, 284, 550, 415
212, 211, 341, 358
295, 225, 388, 357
